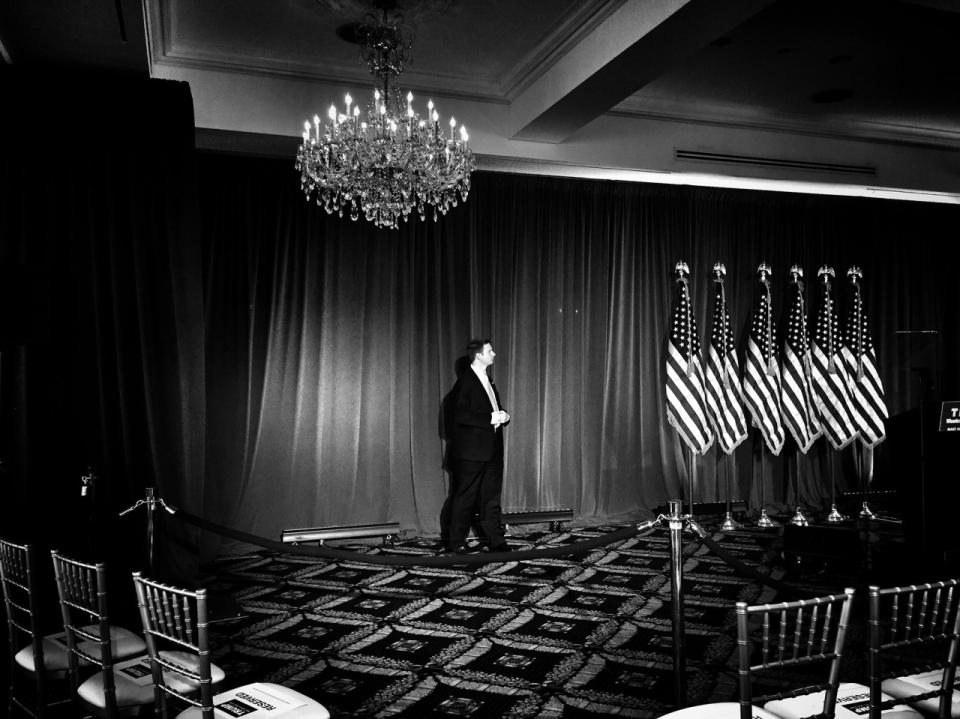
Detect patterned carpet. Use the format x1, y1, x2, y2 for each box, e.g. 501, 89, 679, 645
199, 522, 787, 718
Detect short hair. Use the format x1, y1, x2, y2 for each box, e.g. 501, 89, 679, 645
466, 338, 491, 362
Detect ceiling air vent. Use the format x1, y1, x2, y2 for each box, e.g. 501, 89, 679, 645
675, 149, 875, 176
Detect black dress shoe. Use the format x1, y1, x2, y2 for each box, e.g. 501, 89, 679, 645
444, 543, 477, 555
485, 543, 510, 553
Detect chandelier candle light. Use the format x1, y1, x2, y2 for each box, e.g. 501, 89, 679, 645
296, 20, 475, 229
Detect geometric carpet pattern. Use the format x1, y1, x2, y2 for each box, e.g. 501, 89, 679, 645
202, 523, 785, 718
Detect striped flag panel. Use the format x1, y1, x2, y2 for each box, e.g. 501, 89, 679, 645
841, 281, 889, 447
704, 280, 748, 454
665, 281, 713, 455
780, 279, 822, 453
743, 283, 785, 455
810, 277, 858, 450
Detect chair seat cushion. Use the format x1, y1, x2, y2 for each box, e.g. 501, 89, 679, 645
657, 701, 781, 718
16, 624, 146, 673
157, 650, 226, 692
763, 682, 922, 719
75, 624, 147, 662
78, 654, 155, 709
14, 632, 74, 673
175, 682, 329, 719
81, 651, 227, 709
882, 668, 960, 718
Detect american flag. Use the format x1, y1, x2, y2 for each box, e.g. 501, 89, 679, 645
742, 266, 785, 455
810, 267, 858, 450
780, 270, 822, 453
703, 269, 748, 454
665, 269, 713, 455
841, 269, 888, 447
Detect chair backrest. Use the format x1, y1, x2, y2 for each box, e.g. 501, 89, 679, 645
50, 549, 119, 717
1, 537, 49, 717
737, 587, 856, 719
869, 579, 960, 719
131, 571, 215, 718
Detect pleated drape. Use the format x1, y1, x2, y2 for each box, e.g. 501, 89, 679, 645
197, 156, 960, 543
5, 70, 958, 579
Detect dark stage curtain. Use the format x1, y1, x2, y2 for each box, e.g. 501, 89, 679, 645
0, 69, 204, 576
2, 67, 958, 561
197, 155, 960, 545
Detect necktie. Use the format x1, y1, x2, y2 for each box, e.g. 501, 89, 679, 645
475, 368, 500, 427
481, 373, 499, 413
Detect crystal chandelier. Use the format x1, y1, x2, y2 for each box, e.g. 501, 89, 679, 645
296, 15, 475, 229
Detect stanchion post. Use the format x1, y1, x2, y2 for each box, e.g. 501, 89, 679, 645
145, 487, 156, 573
119, 487, 175, 576
667, 499, 687, 708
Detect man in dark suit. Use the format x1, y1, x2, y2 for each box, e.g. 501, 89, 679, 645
444, 338, 511, 554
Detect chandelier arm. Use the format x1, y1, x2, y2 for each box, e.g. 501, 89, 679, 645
298, 14, 473, 230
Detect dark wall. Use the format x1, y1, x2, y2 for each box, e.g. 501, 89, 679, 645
0, 67, 201, 583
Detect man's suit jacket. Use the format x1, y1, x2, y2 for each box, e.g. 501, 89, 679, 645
450, 368, 507, 462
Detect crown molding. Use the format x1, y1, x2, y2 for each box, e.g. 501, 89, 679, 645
152, 49, 508, 101
146, 0, 507, 99
148, 0, 632, 103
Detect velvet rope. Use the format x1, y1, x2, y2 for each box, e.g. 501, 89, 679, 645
685, 520, 794, 595
167, 505, 791, 591
169, 507, 649, 568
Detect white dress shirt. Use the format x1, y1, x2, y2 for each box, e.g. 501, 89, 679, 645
471, 364, 501, 427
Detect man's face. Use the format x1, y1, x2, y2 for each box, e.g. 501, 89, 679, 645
476, 343, 496, 367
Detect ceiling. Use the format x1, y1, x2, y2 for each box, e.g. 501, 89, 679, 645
3, 0, 960, 201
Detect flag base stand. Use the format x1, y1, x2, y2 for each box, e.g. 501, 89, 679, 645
826, 504, 847, 523
789, 507, 809, 526
859, 501, 877, 520
757, 508, 780, 528
720, 511, 741, 531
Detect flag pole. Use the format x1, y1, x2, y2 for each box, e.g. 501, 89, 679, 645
709, 261, 742, 531
789, 452, 809, 526
720, 448, 740, 531
786, 264, 812, 527
757, 442, 778, 527
826, 447, 846, 522
847, 266, 877, 520
857, 443, 876, 519
755, 261, 778, 528
666, 259, 711, 522
814, 265, 847, 523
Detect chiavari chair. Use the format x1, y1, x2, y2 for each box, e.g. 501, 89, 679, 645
868, 580, 960, 718
50, 550, 148, 718
661, 588, 862, 719
132, 571, 329, 718
1, 538, 71, 718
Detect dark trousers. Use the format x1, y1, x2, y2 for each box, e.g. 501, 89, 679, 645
447, 457, 505, 548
